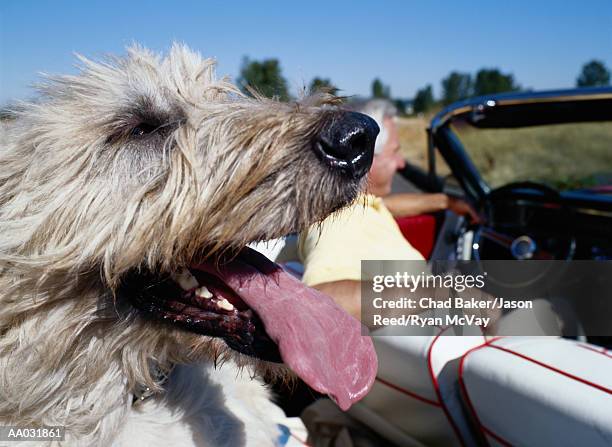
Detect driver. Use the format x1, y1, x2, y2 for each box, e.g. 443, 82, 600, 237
299, 99, 479, 319
296, 99, 485, 445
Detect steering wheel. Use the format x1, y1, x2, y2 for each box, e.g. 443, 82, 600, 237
470, 181, 576, 262
451, 181, 576, 291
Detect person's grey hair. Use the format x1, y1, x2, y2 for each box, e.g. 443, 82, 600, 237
348, 99, 397, 154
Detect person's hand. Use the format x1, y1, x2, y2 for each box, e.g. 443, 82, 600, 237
447, 196, 482, 224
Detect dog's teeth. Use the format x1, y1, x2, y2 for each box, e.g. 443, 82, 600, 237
217, 298, 234, 311
171, 269, 199, 291
196, 286, 213, 299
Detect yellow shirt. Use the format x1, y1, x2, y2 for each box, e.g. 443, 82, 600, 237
298, 195, 424, 286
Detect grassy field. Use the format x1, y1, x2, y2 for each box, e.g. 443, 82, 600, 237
396, 116, 452, 177
396, 118, 612, 190
396, 116, 429, 166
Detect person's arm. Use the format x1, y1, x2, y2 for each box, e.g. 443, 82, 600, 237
313, 280, 362, 321
312, 279, 424, 329
383, 192, 481, 223
382, 192, 448, 217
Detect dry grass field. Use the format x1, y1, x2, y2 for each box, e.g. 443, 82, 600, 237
396, 116, 429, 166
396, 117, 612, 190
396, 116, 452, 177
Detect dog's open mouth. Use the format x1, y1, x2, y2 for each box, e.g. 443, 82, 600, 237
121, 247, 377, 410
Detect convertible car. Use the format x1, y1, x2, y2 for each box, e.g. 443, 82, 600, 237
260, 88, 612, 446
386, 87, 612, 446
399, 86, 612, 264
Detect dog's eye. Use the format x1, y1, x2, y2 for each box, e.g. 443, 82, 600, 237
130, 123, 157, 137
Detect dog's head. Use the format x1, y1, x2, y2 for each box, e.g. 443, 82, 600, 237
0, 44, 377, 410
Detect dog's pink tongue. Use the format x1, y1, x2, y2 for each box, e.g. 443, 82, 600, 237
193, 248, 377, 411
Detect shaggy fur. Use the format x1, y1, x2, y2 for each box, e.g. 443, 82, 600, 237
0, 44, 364, 446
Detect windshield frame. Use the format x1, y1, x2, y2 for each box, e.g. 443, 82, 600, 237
429, 87, 612, 203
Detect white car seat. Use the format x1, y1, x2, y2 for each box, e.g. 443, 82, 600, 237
455, 336, 612, 446
250, 239, 611, 446
350, 327, 487, 446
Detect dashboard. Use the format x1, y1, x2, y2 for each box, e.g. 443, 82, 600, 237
468, 185, 612, 261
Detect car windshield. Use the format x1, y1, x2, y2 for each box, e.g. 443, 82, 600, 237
451, 121, 612, 191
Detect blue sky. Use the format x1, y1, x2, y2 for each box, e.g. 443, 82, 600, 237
1, 0, 611, 105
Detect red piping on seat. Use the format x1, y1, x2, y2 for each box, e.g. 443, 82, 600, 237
458, 337, 511, 447
459, 338, 612, 447
481, 427, 514, 447
291, 432, 311, 446
425, 327, 477, 447
375, 376, 441, 407
578, 343, 612, 359
488, 344, 612, 395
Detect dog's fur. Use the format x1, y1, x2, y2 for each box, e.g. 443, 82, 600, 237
0, 44, 363, 446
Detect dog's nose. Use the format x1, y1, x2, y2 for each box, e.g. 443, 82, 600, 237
314, 112, 379, 179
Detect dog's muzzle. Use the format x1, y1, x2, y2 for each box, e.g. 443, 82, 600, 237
313, 111, 379, 179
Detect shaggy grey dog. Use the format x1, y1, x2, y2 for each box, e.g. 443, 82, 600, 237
0, 44, 378, 446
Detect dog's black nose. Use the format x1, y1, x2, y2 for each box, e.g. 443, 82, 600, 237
314, 112, 379, 179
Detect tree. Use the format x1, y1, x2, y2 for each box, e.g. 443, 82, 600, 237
473, 68, 520, 96
309, 77, 338, 95
441, 71, 473, 105
371, 78, 391, 99
393, 99, 407, 115
577, 60, 611, 87
237, 57, 290, 101
413, 85, 434, 113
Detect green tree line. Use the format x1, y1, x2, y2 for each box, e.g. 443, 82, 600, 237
236, 57, 610, 115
